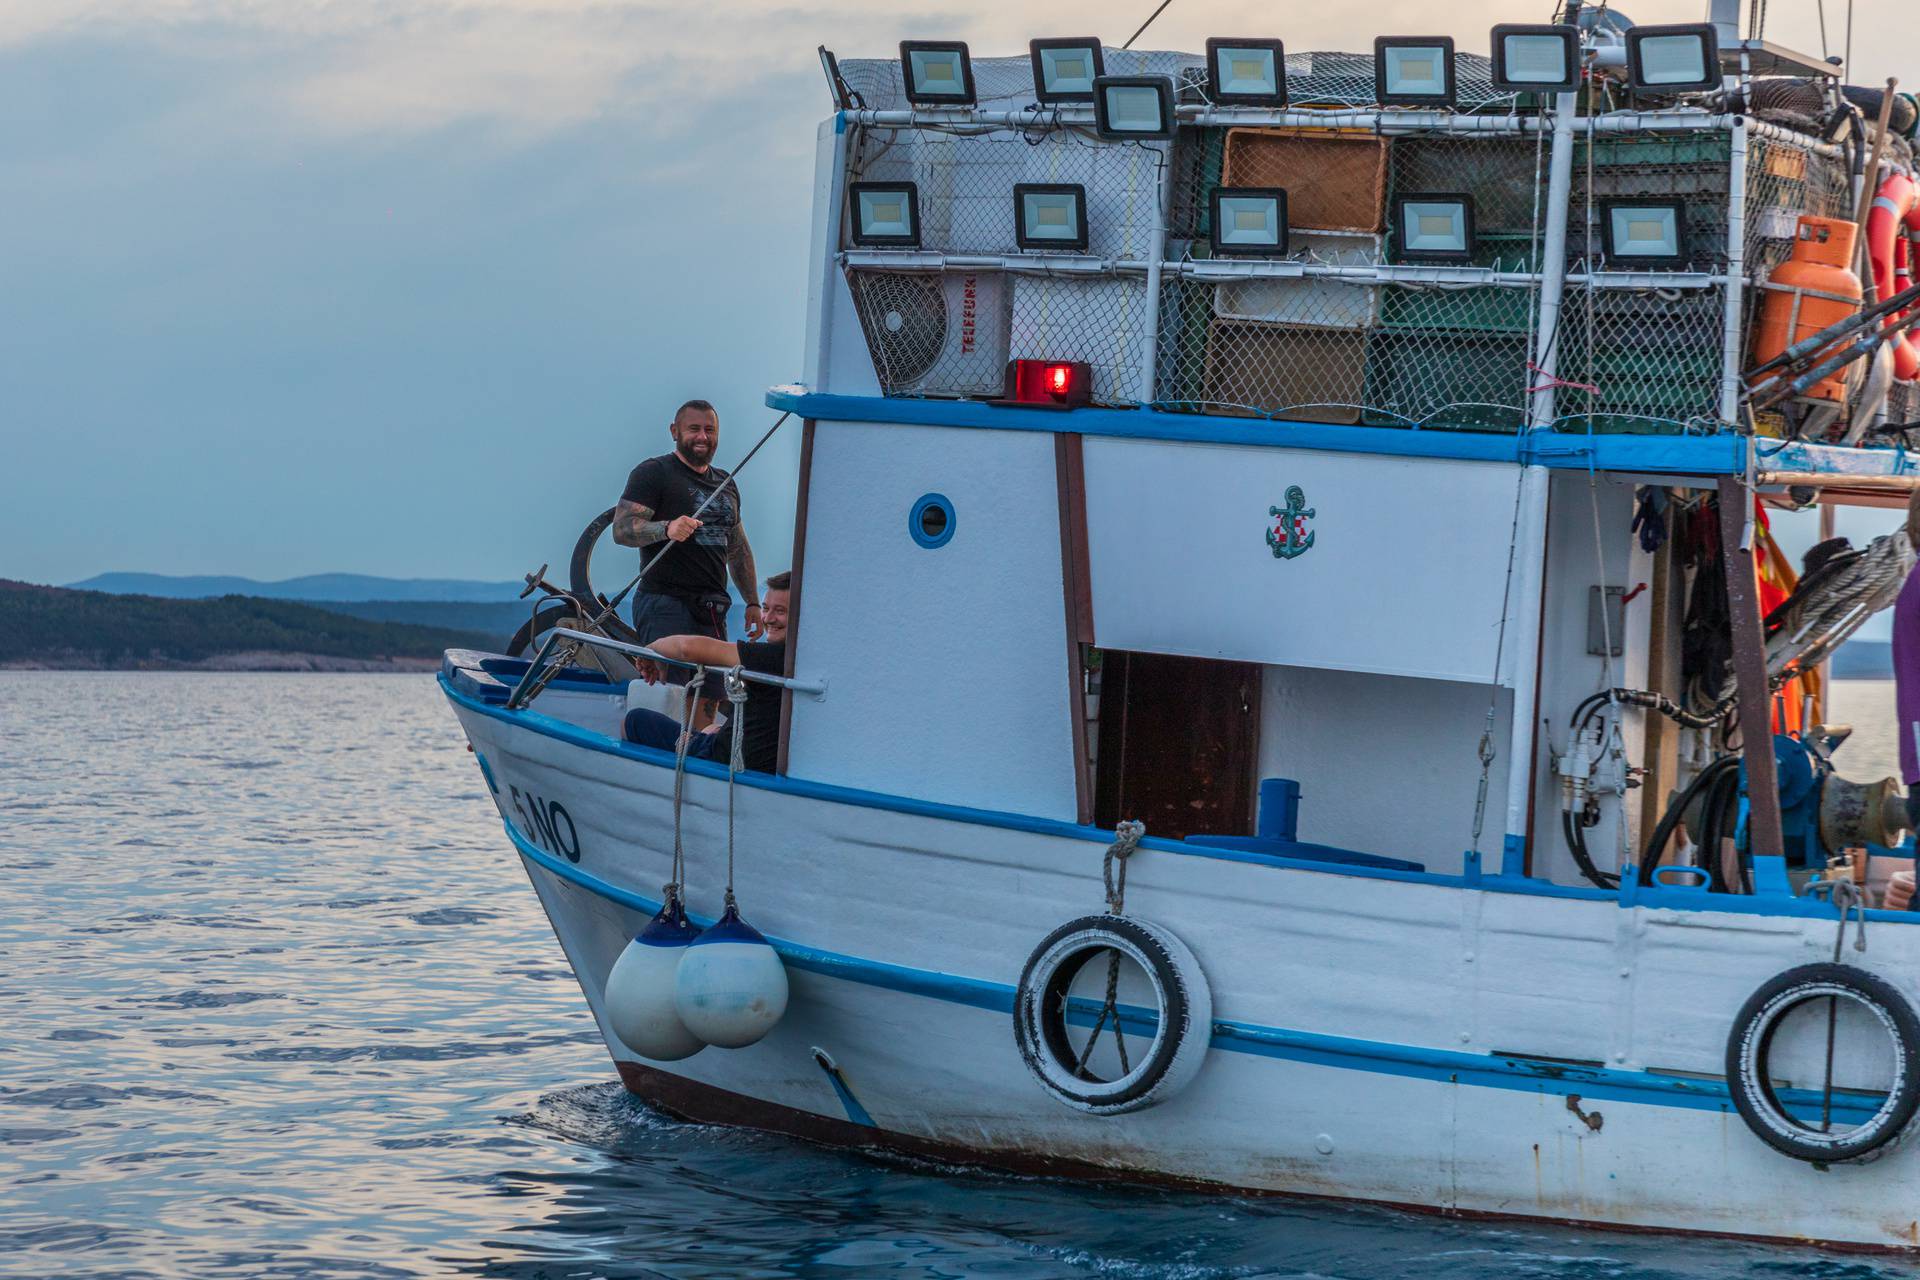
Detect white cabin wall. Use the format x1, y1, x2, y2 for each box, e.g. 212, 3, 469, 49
787, 419, 1080, 820
1257, 668, 1512, 876
1529, 470, 1654, 886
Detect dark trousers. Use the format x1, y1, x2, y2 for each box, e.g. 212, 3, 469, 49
631, 590, 728, 700
624, 707, 723, 760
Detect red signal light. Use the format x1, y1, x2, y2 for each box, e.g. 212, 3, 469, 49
998, 358, 1093, 409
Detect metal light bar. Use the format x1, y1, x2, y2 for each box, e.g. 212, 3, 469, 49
839, 249, 1727, 291
845, 106, 1748, 135
552, 629, 829, 690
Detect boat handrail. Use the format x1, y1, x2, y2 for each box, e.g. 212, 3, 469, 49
506, 626, 827, 711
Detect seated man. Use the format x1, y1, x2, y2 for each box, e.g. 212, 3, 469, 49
623, 573, 791, 773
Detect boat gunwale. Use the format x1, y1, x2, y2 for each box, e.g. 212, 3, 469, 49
440, 673, 1917, 926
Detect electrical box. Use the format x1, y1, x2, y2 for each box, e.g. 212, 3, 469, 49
1587, 585, 1625, 657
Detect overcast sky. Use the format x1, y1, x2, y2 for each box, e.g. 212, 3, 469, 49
3, 0, 1912, 589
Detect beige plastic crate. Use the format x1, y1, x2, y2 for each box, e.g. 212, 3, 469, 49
1201, 319, 1367, 424
1222, 128, 1389, 233
1211, 231, 1382, 330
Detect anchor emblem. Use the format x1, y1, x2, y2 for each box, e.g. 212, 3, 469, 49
1266, 486, 1316, 560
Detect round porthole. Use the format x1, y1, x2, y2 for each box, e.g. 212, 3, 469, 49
909, 493, 956, 549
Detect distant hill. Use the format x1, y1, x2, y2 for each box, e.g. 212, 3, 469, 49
0, 580, 495, 670
67, 572, 525, 603
313, 600, 533, 646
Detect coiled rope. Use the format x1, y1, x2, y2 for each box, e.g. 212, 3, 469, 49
722, 668, 748, 911
664, 667, 703, 904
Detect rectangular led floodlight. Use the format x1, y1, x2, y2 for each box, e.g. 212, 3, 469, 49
1375, 36, 1455, 106
1209, 188, 1288, 256
1205, 38, 1286, 106
1602, 198, 1687, 264
1626, 24, 1721, 93
899, 41, 976, 105
849, 182, 920, 247
1013, 184, 1089, 251
1394, 194, 1475, 261
1030, 38, 1105, 102
1490, 24, 1580, 94
1094, 76, 1175, 139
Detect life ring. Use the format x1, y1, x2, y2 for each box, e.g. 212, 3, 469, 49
1012, 915, 1212, 1115
1724, 962, 1920, 1163
1866, 174, 1920, 382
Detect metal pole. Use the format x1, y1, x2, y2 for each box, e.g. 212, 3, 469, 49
1500, 86, 1581, 875
1136, 140, 1177, 403
1719, 117, 1751, 423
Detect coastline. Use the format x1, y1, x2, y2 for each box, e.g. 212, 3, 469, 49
0, 651, 444, 673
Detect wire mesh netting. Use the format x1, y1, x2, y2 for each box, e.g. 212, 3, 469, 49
832, 51, 1854, 434
849, 127, 1169, 260
1744, 133, 1852, 279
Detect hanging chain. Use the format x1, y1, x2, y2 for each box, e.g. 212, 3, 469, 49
723, 667, 748, 911
665, 667, 703, 902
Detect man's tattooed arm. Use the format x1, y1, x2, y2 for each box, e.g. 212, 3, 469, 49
611, 500, 668, 547
725, 523, 760, 604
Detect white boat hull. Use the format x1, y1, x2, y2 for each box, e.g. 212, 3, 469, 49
447, 678, 1920, 1251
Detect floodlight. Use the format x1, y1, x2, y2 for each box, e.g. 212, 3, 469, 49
1030, 38, 1105, 102
1602, 198, 1687, 264
1205, 38, 1287, 106
899, 41, 976, 106
1394, 194, 1476, 261
1094, 76, 1175, 139
1209, 188, 1289, 256
1013, 184, 1089, 251
1375, 36, 1456, 106
1490, 24, 1580, 94
849, 183, 920, 247
1626, 24, 1721, 93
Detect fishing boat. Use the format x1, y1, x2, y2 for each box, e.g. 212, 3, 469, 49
442, 4, 1920, 1248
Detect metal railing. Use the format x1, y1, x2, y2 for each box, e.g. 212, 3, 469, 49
506, 627, 828, 711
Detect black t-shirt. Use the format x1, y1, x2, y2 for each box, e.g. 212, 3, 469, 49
621, 453, 739, 600
712, 640, 785, 773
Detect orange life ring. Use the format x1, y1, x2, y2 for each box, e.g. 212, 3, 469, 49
1866, 173, 1920, 381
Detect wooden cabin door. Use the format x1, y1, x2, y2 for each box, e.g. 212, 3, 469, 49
1092, 650, 1261, 842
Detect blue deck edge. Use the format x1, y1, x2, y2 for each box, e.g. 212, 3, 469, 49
765, 385, 1920, 478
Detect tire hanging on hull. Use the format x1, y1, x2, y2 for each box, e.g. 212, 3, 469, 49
1724, 963, 1920, 1164
1013, 915, 1212, 1116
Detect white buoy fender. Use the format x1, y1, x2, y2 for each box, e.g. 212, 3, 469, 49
675, 901, 789, 1049
605, 895, 707, 1061
1013, 914, 1212, 1116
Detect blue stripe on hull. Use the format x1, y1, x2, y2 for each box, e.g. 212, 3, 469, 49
502, 819, 1840, 1121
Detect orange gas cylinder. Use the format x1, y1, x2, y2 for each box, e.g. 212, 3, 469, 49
1751, 215, 1864, 403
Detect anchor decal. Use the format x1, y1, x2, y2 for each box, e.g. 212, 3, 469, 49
1266, 486, 1316, 560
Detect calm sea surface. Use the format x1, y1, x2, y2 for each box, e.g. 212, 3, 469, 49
3, 672, 1916, 1280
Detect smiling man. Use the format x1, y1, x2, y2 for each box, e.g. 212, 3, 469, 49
613, 398, 762, 721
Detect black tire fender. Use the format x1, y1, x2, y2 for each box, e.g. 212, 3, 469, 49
567, 507, 642, 645
506, 600, 581, 657
1724, 962, 1920, 1164
1012, 915, 1212, 1116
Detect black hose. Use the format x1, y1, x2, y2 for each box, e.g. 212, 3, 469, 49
1638, 756, 1741, 885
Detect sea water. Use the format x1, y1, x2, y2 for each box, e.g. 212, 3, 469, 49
2, 671, 1914, 1280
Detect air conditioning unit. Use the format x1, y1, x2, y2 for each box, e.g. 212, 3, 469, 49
847, 270, 1010, 397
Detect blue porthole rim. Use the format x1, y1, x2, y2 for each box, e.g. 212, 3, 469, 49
909, 492, 957, 548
